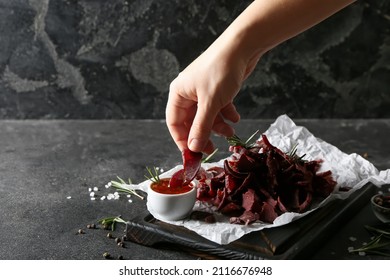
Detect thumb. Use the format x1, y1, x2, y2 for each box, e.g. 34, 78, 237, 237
188, 102, 218, 153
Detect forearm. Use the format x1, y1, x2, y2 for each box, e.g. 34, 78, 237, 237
214, 0, 356, 65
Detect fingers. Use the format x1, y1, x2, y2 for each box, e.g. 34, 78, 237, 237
187, 108, 216, 153
165, 89, 197, 152
167, 86, 241, 154
167, 69, 241, 155
212, 113, 235, 137
221, 103, 240, 123
201, 139, 216, 155
210, 103, 240, 141
188, 100, 238, 154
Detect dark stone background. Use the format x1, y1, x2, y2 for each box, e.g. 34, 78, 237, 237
0, 0, 389, 119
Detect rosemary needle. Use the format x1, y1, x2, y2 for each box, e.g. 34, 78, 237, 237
144, 166, 161, 183
226, 130, 259, 149
98, 216, 127, 231
110, 178, 144, 200
202, 148, 218, 163
349, 234, 390, 257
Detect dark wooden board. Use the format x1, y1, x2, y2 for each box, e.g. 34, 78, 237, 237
125, 183, 378, 259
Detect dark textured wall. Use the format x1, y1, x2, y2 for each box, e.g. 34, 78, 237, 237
0, 0, 389, 119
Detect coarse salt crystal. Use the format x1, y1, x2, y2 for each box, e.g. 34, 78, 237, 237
66, 196, 72, 199
349, 236, 357, 242
127, 194, 131, 198
347, 247, 354, 252
100, 196, 106, 200
114, 192, 119, 196
90, 197, 96, 201
107, 182, 112, 187
358, 251, 366, 256
128, 199, 133, 203
93, 187, 98, 191
89, 192, 95, 197
88, 188, 92, 192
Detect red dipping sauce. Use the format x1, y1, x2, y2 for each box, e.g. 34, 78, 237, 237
150, 178, 193, 195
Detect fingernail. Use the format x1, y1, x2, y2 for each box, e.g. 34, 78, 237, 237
189, 138, 206, 152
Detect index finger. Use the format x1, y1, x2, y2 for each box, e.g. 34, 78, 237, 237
165, 91, 196, 152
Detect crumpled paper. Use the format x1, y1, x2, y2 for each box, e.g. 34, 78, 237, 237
132, 114, 390, 245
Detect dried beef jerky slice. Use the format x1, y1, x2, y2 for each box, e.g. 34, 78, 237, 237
183, 148, 203, 183
169, 169, 185, 188
169, 148, 202, 188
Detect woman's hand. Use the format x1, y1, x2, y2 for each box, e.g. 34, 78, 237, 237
166, 34, 261, 154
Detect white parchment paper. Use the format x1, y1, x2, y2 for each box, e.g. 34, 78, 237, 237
131, 115, 390, 245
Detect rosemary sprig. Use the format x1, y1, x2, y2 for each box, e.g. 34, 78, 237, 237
202, 148, 218, 163
349, 224, 390, 257
287, 143, 306, 163
365, 224, 390, 238
349, 234, 390, 257
226, 130, 259, 149
144, 166, 160, 183
98, 215, 127, 231
110, 176, 144, 200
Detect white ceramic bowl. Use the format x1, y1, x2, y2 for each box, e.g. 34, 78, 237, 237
371, 193, 390, 223
146, 179, 197, 221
